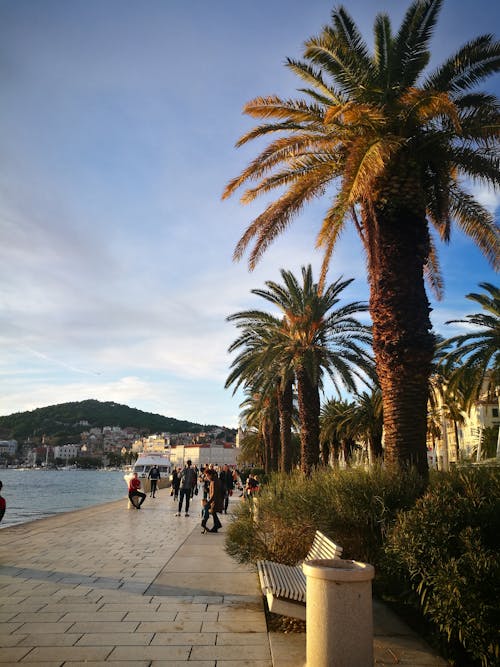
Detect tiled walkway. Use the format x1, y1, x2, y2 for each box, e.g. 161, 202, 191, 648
0, 490, 448, 665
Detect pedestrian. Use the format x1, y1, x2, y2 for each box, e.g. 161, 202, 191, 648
245, 473, 259, 501
170, 467, 181, 501
201, 466, 210, 501
0, 481, 5, 523
203, 468, 224, 533
128, 472, 146, 510
148, 465, 161, 498
220, 464, 234, 514
176, 460, 197, 517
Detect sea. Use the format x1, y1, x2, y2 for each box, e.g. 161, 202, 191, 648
0, 468, 127, 529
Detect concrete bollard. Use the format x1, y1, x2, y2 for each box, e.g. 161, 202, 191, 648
302, 558, 375, 667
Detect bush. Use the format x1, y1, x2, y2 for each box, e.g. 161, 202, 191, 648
225, 465, 424, 567
383, 467, 500, 666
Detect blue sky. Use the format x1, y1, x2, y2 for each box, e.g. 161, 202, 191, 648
0, 0, 498, 427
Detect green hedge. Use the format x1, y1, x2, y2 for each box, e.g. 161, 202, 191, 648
383, 467, 500, 666
225, 466, 424, 567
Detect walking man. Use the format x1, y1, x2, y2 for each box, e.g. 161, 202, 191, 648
176, 460, 197, 517
220, 464, 234, 514
148, 465, 160, 498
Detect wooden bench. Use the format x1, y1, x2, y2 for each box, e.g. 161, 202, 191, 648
256, 530, 343, 621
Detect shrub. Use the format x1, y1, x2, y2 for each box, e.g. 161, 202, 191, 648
383, 467, 500, 666
225, 465, 424, 567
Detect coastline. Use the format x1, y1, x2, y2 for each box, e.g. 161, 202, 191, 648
0, 468, 127, 529
0, 496, 127, 532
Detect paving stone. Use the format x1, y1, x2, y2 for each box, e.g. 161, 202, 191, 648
67, 621, 139, 634
137, 620, 202, 633
190, 644, 272, 661
217, 632, 269, 645
124, 610, 177, 621
108, 645, 190, 660
75, 631, 154, 645
22, 646, 112, 661
0, 645, 34, 662
17, 633, 83, 647
150, 632, 217, 645
12, 621, 73, 634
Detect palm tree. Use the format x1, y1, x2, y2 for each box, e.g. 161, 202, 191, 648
320, 398, 356, 466
440, 283, 500, 406
223, 1, 500, 475
345, 389, 384, 464
225, 309, 295, 472
440, 282, 500, 460
239, 389, 279, 472
227, 266, 373, 474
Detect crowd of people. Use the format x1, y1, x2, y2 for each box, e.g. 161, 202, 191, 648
127, 459, 260, 535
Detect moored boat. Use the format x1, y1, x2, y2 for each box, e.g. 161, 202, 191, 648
123, 452, 171, 494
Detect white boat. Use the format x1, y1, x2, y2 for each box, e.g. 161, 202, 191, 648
123, 452, 172, 494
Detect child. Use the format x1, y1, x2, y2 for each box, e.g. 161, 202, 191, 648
200, 498, 209, 533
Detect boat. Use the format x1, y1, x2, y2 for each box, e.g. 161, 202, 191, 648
123, 452, 172, 494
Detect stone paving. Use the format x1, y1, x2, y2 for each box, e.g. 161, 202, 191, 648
0, 488, 448, 666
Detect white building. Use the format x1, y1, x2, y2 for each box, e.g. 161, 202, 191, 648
53, 444, 81, 460
170, 443, 237, 468
0, 440, 18, 456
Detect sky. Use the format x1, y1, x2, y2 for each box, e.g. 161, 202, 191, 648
0, 0, 498, 428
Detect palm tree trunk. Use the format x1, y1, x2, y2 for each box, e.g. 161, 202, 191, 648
262, 425, 270, 474
277, 377, 294, 472
296, 364, 320, 475
367, 205, 434, 477
453, 420, 460, 463
270, 411, 280, 472
369, 434, 383, 463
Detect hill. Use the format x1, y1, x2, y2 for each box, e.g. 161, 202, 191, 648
0, 399, 213, 441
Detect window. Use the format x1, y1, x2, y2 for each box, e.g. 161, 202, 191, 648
492, 407, 499, 418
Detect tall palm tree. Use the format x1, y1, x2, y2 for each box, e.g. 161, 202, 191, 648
223, 1, 500, 475
227, 266, 373, 474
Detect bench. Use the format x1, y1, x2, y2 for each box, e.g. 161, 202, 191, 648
256, 530, 343, 621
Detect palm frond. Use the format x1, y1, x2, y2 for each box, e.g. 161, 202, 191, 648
286, 58, 344, 103
449, 186, 500, 270
393, 0, 443, 88
425, 35, 500, 95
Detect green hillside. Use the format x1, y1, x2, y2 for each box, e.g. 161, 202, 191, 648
0, 399, 212, 441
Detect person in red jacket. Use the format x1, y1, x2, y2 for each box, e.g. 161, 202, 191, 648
128, 472, 146, 509
0, 481, 5, 523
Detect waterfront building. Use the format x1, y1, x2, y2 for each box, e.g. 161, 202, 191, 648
170, 442, 237, 468
0, 439, 18, 456
427, 378, 499, 469
53, 443, 81, 460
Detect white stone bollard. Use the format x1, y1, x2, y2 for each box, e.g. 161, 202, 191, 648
302, 558, 375, 667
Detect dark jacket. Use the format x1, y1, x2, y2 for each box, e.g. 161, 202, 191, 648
209, 477, 224, 513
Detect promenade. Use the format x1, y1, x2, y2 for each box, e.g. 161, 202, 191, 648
0, 490, 447, 665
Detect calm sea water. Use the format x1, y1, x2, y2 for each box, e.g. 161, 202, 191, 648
0, 469, 127, 529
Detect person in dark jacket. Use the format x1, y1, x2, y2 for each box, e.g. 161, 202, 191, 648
219, 464, 234, 514
201, 469, 223, 533
148, 465, 161, 498
176, 460, 197, 517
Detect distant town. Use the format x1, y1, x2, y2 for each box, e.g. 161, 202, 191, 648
0, 424, 240, 469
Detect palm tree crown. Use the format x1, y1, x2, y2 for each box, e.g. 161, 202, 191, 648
224, 0, 500, 474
